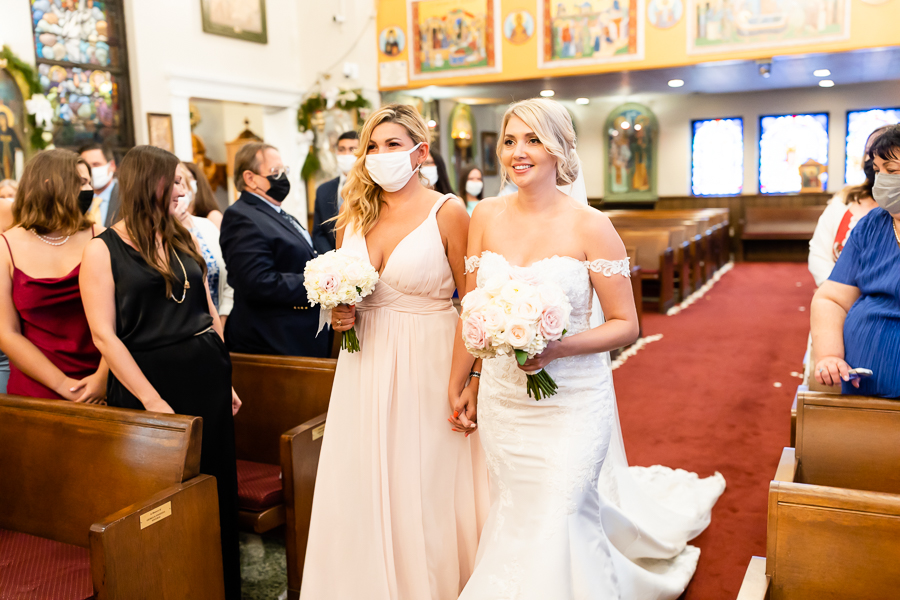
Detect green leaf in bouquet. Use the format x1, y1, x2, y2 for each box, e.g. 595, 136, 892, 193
515, 349, 528, 365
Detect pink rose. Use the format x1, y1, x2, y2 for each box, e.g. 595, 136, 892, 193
540, 305, 565, 340
319, 273, 339, 293
511, 297, 543, 321
510, 266, 540, 285
463, 313, 490, 350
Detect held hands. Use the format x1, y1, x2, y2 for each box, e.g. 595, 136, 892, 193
232, 388, 242, 416
814, 355, 860, 388
449, 380, 478, 437
332, 304, 356, 333
69, 370, 108, 404
518, 340, 564, 373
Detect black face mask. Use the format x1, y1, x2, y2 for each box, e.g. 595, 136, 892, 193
78, 189, 94, 214
863, 157, 876, 187
264, 174, 291, 202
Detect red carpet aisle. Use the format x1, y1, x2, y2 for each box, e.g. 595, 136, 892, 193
611, 263, 816, 599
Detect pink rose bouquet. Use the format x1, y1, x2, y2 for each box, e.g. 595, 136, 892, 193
304, 249, 379, 353
460, 274, 572, 400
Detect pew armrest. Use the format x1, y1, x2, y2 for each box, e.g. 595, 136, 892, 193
736, 557, 769, 600
89, 475, 226, 600
281, 412, 328, 598
774, 447, 797, 482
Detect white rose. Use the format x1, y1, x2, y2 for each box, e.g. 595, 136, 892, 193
505, 319, 536, 349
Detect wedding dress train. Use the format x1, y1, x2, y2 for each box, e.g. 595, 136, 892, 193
459, 251, 725, 600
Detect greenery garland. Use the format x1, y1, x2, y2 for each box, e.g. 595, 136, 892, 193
297, 88, 370, 182
0, 45, 50, 152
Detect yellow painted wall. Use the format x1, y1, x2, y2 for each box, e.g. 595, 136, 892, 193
377, 0, 899, 90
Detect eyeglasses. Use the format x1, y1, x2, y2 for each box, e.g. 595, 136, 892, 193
264, 166, 290, 178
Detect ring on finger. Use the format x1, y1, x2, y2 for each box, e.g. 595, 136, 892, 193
337, 319, 342, 326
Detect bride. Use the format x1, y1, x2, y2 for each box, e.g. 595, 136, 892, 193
450, 98, 725, 599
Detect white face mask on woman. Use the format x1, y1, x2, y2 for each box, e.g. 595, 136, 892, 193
365, 143, 422, 192
421, 165, 439, 187
873, 173, 900, 216
465, 180, 484, 197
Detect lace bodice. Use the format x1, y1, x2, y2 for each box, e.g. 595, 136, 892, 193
467, 251, 629, 336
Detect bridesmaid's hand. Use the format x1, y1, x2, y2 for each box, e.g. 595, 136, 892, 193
519, 340, 564, 373
815, 355, 859, 388
143, 396, 175, 414
55, 377, 84, 402
71, 371, 108, 404
449, 381, 478, 436
231, 388, 242, 416
332, 304, 356, 332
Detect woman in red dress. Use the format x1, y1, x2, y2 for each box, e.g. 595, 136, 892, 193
0, 149, 107, 401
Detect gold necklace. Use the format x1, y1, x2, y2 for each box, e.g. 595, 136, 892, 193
893, 219, 900, 249
170, 250, 190, 303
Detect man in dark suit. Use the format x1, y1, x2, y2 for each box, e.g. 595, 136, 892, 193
312, 130, 359, 253
219, 142, 329, 357
79, 142, 121, 226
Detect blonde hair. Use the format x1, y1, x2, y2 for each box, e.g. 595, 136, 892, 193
336, 104, 429, 236
498, 98, 579, 189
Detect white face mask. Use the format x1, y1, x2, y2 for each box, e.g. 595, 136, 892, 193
337, 154, 356, 176
92, 162, 113, 190
176, 191, 193, 216
465, 180, 484, 197
421, 165, 439, 187
873, 173, 900, 216
190, 180, 198, 194
365, 143, 423, 192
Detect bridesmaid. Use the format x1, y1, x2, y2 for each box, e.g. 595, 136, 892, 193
80, 145, 242, 599
300, 104, 489, 600
0, 149, 106, 401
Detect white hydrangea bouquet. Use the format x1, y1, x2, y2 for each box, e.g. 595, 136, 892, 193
304, 249, 379, 353
460, 269, 572, 400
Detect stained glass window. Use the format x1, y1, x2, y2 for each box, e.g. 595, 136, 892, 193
759, 113, 829, 194
845, 108, 900, 185
691, 118, 743, 196
30, 0, 132, 149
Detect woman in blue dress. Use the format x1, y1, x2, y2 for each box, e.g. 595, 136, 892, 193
812, 124, 900, 397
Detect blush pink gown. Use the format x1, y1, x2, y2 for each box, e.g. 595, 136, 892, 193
300, 195, 489, 600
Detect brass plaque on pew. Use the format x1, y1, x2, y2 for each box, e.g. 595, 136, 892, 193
312, 424, 325, 440
140, 501, 172, 530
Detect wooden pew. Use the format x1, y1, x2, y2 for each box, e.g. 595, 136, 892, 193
625, 246, 644, 337
619, 229, 676, 312
231, 353, 337, 534
741, 206, 825, 262
0, 395, 225, 599
611, 218, 696, 296
281, 412, 328, 600
738, 391, 900, 599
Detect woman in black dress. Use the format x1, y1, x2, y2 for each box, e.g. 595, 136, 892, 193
81, 145, 242, 599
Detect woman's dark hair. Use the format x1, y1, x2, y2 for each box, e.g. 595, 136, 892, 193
869, 124, 900, 164
429, 150, 455, 196
14, 149, 93, 235
118, 146, 206, 298
844, 125, 892, 204
458, 164, 483, 200
183, 162, 221, 218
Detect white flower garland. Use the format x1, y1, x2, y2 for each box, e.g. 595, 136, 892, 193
611, 334, 663, 371
666, 262, 735, 317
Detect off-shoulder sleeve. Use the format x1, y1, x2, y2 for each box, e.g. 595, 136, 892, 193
464, 255, 481, 274
584, 257, 631, 277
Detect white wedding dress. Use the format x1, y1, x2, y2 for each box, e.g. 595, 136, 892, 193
458, 249, 725, 600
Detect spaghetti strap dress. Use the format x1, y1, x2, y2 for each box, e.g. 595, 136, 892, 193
97, 228, 241, 599
2, 232, 101, 399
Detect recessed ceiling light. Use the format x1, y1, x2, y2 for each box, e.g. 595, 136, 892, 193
819, 79, 835, 88
813, 69, 831, 77
540, 90, 555, 97
668, 79, 685, 88
427, 119, 437, 128
575, 97, 589, 105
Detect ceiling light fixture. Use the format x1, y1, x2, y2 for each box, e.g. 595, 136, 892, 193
819, 79, 835, 88
813, 69, 831, 77
427, 119, 437, 128
634, 124, 642, 131
540, 90, 555, 97
575, 97, 589, 105
668, 79, 685, 88
621, 121, 631, 129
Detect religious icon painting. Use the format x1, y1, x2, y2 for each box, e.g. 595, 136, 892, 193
147, 113, 174, 153
538, 0, 644, 69
408, 0, 502, 80
481, 131, 498, 176
380, 27, 407, 57
0, 68, 26, 181
688, 0, 849, 54
201, 0, 268, 44
504, 10, 535, 45
604, 103, 658, 202
647, 0, 683, 29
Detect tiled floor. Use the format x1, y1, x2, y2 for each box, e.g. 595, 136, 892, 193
240, 530, 287, 600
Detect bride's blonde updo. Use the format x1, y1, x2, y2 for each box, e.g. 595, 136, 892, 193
336, 103, 430, 236
498, 98, 579, 189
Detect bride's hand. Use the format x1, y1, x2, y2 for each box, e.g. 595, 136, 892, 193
519, 340, 565, 372
332, 304, 356, 332
449, 381, 478, 436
